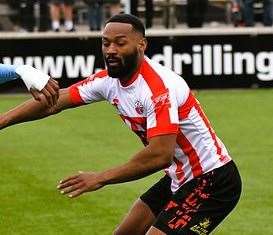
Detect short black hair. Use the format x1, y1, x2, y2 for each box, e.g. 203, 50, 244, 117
106, 14, 145, 37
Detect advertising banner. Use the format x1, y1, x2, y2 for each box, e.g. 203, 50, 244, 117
1, 31, 273, 92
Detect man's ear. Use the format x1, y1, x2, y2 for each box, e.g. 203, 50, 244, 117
139, 38, 148, 52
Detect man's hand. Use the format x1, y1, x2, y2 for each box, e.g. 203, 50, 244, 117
30, 78, 59, 106
57, 171, 105, 198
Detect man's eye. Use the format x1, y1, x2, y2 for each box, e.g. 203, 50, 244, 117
117, 42, 126, 46
103, 41, 110, 47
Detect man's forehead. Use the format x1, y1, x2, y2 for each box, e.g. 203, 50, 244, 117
102, 22, 136, 38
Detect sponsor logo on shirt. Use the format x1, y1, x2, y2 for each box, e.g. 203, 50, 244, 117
152, 89, 170, 109
190, 217, 211, 235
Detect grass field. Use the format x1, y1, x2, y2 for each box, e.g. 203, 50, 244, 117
0, 89, 273, 235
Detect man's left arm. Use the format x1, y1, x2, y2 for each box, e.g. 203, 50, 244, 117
57, 134, 177, 198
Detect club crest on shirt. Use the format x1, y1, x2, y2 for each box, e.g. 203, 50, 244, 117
111, 98, 119, 108
135, 100, 144, 115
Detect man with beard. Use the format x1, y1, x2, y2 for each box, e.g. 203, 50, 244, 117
0, 14, 242, 235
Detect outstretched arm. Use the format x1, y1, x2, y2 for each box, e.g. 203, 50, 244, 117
0, 64, 19, 84
0, 88, 76, 130
0, 64, 59, 106
57, 134, 177, 198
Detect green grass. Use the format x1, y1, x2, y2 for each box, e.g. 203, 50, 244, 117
0, 89, 273, 235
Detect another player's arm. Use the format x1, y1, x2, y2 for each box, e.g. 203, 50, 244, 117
0, 64, 59, 106
0, 88, 75, 130
58, 134, 176, 198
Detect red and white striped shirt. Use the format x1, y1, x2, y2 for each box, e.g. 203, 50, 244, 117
69, 56, 231, 193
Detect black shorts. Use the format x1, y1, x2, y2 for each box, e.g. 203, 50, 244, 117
140, 161, 242, 235
50, 0, 74, 5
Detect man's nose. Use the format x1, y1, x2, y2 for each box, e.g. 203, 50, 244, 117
106, 43, 118, 55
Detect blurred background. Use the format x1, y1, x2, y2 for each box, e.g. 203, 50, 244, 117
0, 0, 272, 32
1, 0, 273, 92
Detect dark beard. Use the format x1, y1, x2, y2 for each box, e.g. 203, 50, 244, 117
104, 49, 139, 79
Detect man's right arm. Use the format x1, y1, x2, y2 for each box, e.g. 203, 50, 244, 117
0, 88, 76, 130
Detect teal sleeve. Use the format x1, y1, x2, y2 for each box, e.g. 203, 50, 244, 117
0, 64, 19, 85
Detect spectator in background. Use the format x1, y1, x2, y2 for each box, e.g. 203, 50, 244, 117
104, 0, 121, 20
186, 0, 208, 27
231, 0, 244, 27
17, 0, 50, 32
18, 0, 35, 32
0, 0, 14, 31
38, 0, 50, 31
243, 0, 273, 26
130, 0, 154, 28
49, 0, 75, 32
84, 0, 103, 31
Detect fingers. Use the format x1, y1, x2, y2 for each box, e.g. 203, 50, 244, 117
41, 87, 54, 107
30, 88, 41, 101
59, 174, 79, 184
49, 78, 59, 89
48, 78, 60, 99
30, 78, 59, 107
60, 182, 85, 197
57, 171, 103, 199
41, 78, 59, 106
67, 188, 85, 198
58, 178, 81, 189
57, 174, 86, 198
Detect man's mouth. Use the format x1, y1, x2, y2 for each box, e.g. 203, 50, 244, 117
107, 58, 120, 66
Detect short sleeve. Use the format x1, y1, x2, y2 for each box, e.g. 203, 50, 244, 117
146, 88, 179, 139
69, 73, 107, 105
